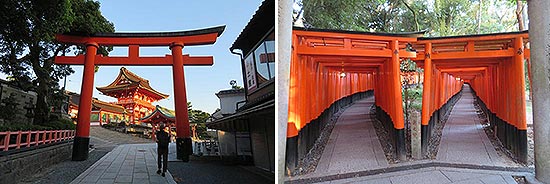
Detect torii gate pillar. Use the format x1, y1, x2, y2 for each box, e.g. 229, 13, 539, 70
170, 42, 192, 161
72, 43, 98, 161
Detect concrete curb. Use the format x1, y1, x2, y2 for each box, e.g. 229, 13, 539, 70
285, 161, 533, 184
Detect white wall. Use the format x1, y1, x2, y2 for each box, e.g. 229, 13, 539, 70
219, 93, 245, 115
217, 130, 236, 156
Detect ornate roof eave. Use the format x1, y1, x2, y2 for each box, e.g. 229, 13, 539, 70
91, 99, 127, 114
98, 83, 169, 100
96, 67, 169, 99
140, 105, 175, 123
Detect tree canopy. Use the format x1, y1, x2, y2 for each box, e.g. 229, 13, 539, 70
0, 0, 114, 125
187, 102, 212, 140
299, 0, 523, 36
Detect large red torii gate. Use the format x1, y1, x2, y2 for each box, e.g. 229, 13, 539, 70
55, 26, 225, 161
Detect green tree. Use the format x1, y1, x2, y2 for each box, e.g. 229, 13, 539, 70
0, 0, 114, 125
0, 94, 20, 123
187, 102, 212, 140
190, 109, 211, 139
300, 0, 517, 36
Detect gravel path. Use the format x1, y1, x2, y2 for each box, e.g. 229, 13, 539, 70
370, 106, 399, 164
22, 126, 153, 184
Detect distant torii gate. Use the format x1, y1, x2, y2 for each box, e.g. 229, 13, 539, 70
55, 26, 225, 161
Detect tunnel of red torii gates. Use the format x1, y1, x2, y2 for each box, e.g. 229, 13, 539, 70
54, 26, 225, 162
285, 27, 530, 171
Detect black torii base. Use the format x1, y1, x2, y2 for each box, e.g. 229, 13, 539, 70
176, 137, 192, 162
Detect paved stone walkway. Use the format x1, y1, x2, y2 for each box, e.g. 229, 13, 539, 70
70, 143, 176, 184
89, 127, 153, 149
436, 85, 508, 166
312, 97, 388, 176
317, 166, 524, 184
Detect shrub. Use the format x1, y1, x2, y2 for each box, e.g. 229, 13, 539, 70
0, 124, 50, 132
46, 117, 76, 130
0, 115, 76, 132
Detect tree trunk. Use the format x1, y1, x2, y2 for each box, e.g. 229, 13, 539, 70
478, 0, 482, 33
516, 0, 524, 31
278, 0, 292, 180
402, 0, 419, 32
528, 0, 550, 182
30, 44, 52, 126
33, 74, 50, 126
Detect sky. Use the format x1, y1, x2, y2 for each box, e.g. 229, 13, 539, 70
61, 0, 262, 113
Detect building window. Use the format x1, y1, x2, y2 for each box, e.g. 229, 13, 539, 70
244, 30, 275, 93
244, 50, 258, 91
264, 32, 275, 80
253, 32, 275, 83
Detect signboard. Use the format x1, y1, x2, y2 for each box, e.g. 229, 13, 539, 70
245, 55, 257, 91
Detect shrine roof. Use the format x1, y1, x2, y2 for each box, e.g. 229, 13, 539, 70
140, 105, 175, 123
66, 91, 80, 106
230, 0, 274, 55
92, 99, 126, 114
96, 67, 169, 99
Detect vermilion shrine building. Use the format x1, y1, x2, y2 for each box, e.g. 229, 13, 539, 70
67, 91, 127, 126
67, 67, 172, 127
140, 105, 177, 141
97, 67, 169, 124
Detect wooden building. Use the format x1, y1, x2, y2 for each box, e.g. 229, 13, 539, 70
96, 67, 169, 125
207, 0, 275, 173
140, 105, 176, 141
68, 67, 169, 127
67, 91, 127, 126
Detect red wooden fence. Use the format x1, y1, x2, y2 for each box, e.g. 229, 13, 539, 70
0, 130, 75, 151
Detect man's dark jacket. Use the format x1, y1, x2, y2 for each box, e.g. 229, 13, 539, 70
156, 130, 170, 149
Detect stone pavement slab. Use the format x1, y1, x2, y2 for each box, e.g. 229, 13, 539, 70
436, 85, 507, 167
70, 143, 176, 184
311, 97, 388, 177
320, 167, 525, 184
167, 143, 181, 162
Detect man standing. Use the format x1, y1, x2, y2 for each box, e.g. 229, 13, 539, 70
156, 123, 170, 177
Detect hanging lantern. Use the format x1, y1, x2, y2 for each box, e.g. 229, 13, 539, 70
340, 61, 346, 78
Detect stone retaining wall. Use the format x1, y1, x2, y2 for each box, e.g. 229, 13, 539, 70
0, 141, 73, 183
